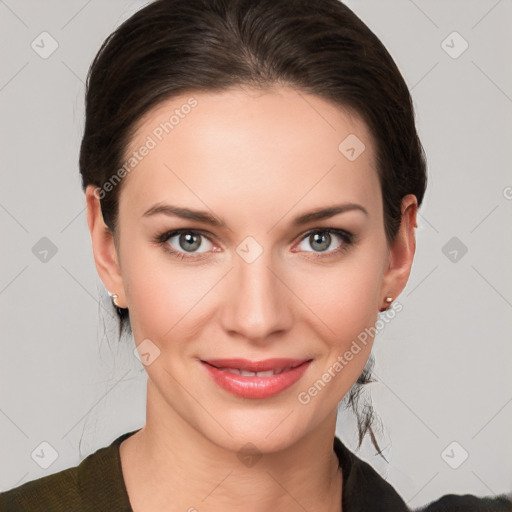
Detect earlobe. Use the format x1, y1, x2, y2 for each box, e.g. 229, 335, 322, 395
85, 185, 126, 308
379, 194, 418, 309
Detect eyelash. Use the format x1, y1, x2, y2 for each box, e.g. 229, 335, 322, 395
154, 228, 356, 262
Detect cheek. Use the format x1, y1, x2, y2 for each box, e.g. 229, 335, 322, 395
120, 241, 211, 343
300, 249, 385, 394
122, 230, 386, 353
305, 253, 385, 339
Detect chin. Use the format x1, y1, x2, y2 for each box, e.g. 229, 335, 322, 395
196, 405, 318, 455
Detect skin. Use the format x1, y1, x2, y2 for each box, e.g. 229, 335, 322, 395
85, 86, 417, 512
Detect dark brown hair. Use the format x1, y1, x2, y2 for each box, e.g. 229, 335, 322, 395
79, 0, 427, 455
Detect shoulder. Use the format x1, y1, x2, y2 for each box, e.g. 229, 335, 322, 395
0, 465, 81, 512
334, 436, 410, 510
415, 493, 512, 512
0, 430, 138, 512
333, 437, 512, 512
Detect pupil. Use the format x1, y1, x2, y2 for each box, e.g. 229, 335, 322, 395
311, 232, 330, 252
180, 232, 200, 251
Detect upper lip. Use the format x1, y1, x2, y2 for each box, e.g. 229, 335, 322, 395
202, 358, 312, 372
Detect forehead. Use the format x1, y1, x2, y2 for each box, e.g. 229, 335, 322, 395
118, 86, 381, 223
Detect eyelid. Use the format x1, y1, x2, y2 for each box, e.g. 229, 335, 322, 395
156, 227, 351, 246
157, 228, 218, 252
155, 226, 356, 264
293, 227, 354, 253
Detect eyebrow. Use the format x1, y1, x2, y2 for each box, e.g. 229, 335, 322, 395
142, 202, 368, 227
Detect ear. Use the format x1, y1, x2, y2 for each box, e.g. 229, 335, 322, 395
379, 194, 418, 309
85, 185, 127, 308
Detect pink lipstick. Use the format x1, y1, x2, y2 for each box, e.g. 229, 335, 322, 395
201, 358, 312, 399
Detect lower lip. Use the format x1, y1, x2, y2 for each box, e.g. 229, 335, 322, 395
201, 360, 312, 399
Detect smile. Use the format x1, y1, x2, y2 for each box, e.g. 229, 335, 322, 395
200, 358, 313, 399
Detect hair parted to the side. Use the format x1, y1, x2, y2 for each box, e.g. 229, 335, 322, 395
79, 0, 427, 456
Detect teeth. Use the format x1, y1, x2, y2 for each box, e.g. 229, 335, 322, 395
219, 367, 285, 377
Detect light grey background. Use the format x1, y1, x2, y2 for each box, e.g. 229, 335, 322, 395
1, 0, 511, 508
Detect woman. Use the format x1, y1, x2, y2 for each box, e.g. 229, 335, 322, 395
1, 0, 510, 510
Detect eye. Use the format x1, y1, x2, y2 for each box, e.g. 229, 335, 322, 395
294, 229, 354, 258
154, 227, 355, 262
155, 229, 215, 260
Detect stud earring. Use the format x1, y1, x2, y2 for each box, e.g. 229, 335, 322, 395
380, 296, 393, 312
108, 291, 121, 308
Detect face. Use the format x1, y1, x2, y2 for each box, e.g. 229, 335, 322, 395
87, 86, 416, 454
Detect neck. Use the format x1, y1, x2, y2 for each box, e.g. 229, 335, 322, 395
120, 380, 343, 512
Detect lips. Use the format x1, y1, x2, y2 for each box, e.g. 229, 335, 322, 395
200, 358, 313, 399
202, 358, 310, 373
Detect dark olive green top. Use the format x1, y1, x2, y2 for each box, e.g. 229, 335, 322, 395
1, 428, 510, 511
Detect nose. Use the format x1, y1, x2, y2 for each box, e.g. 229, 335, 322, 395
219, 248, 294, 344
